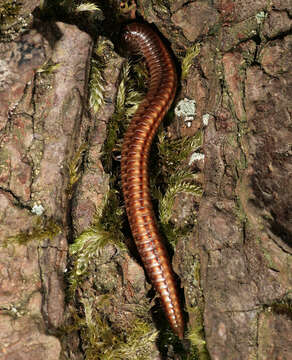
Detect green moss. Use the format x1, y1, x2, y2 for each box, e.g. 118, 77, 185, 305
67, 143, 88, 196
0, 0, 20, 28
68, 60, 148, 356
185, 261, 210, 360
153, 131, 203, 247
181, 43, 200, 80
238, 120, 249, 138
75, 3, 101, 13
160, 171, 201, 222
67, 297, 158, 360
36, 60, 61, 75
68, 189, 126, 295
158, 130, 203, 171
89, 57, 105, 114
152, 0, 169, 15
158, 171, 202, 247
102, 60, 144, 172
4, 217, 61, 246
193, 259, 201, 286
187, 307, 209, 359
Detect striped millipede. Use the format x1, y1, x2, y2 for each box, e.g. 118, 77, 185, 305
120, 22, 184, 339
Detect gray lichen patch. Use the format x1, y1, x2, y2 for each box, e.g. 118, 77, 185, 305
175, 98, 197, 128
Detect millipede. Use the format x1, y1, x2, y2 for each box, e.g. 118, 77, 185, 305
120, 22, 184, 339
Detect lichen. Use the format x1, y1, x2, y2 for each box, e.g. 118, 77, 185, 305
175, 98, 197, 128
202, 113, 210, 126
31, 203, 45, 216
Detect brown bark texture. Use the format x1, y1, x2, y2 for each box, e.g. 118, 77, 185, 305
0, 0, 291, 359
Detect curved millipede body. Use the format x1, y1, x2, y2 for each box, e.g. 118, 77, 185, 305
120, 22, 184, 339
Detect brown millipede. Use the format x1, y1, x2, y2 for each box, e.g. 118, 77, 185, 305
120, 22, 184, 339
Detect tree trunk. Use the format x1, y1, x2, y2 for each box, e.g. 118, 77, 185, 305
0, 1, 291, 359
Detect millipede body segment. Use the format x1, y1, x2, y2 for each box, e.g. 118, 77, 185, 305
120, 22, 184, 339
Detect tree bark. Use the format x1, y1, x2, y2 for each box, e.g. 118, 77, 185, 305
0, 1, 291, 359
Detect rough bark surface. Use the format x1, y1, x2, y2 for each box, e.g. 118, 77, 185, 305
170, 2, 291, 360
141, 0, 292, 358
0, 0, 291, 359
0, 5, 92, 358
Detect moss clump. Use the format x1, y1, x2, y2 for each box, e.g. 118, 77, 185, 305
152, 0, 169, 15
181, 43, 200, 80
158, 130, 202, 171
67, 52, 150, 359
153, 131, 203, 247
39, 0, 104, 28
67, 186, 158, 359
67, 143, 88, 197
89, 38, 112, 115
68, 189, 126, 295
75, 2, 101, 13
0, 0, 20, 28
184, 260, 210, 359
36, 60, 61, 75
69, 298, 158, 360
89, 58, 105, 114
158, 170, 202, 247
102, 60, 145, 172
187, 306, 210, 360
4, 217, 61, 246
